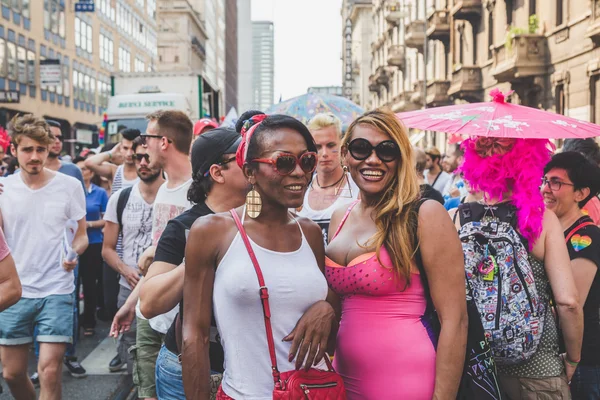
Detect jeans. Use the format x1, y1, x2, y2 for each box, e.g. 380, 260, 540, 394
35, 264, 78, 358
571, 365, 600, 400
155, 345, 185, 400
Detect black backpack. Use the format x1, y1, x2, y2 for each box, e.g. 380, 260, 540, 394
116, 186, 133, 231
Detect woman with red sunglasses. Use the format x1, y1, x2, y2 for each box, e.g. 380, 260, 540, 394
182, 112, 342, 399
325, 110, 468, 399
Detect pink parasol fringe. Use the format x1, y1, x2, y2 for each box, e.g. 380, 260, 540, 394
459, 137, 554, 249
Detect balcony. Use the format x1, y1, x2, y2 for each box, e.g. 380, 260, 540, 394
586, 17, 600, 46
385, 3, 403, 25
368, 75, 379, 93
491, 34, 548, 83
387, 45, 405, 68
451, 0, 482, 21
392, 91, 421, 112
405, 20, 426, 51
448, 66, 483, 102
375, 66, 390, 86
426, 10, 450, 43
426, 80, 452, 107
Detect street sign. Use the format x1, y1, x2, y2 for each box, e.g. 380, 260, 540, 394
75, 1, 95, 12
0, 91, 20, 103
40, 59, 61, 86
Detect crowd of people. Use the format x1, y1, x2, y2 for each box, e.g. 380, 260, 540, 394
0, 107, 597, 400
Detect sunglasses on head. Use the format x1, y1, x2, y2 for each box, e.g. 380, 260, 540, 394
134, 153, 150, 163
347, 138, 400, 162
253, 152, 317, 176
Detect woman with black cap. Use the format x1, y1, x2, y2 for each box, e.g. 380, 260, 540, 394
136, 127, 248, 399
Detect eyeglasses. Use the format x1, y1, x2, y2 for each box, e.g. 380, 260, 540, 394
347, 138, 400, 162
55, 135, 64, 142
541, 177, 574, 191
203, 156, 237, 177
253, 152, 317, 176
140, 134, 172, 145
134, 153, 150, 163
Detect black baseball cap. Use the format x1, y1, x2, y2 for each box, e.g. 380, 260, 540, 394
192, 127, 241, 177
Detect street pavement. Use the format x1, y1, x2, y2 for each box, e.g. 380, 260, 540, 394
0, 319, 136, 400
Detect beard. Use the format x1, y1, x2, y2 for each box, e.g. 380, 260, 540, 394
139, 170, 162, 183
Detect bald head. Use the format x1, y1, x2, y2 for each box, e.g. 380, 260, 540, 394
414, 147, 427, 174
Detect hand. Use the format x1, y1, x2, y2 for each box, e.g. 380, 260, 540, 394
138, 246, 156, 276
109, 143, 124, 165
110, 303, 136, 337
562, 354, 578, 383
123, 267, 140, 289
283, 300, 335, 371
63, 259, 78, 272
449, 188, 460, 198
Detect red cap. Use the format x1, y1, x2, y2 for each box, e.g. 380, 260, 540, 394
193, 118, 219, 135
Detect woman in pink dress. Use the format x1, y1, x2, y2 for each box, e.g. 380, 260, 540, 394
325, 110, 468, 399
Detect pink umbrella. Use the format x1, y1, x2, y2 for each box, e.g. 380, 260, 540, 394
396, 89, 600, 139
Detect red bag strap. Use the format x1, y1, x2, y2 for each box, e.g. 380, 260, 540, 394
230, 209, 281, 385
230, 209, 336, 387
565, 221, 595, 243
330, 200, 360, 241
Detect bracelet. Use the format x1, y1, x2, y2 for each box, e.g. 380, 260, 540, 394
565, 356, 580, 367
107, 152, 112, 160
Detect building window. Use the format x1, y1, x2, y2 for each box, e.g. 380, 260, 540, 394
529, 0, 536, 16
119, 47, 130, 72
506, 0, 513, 26
7, 42, 16, 80
27, 50, 34, 85
75, 18, 92, 54
147, 0, 156, 18
73, 70, 78, 100
487, 10, 494, 60
90, 76, 95, 104
459, 29, 464, 65
16, 46, 26, 84
134, 57, 145, 72
62, 63, 69, 97
556, 0, 563, 26
100, 34, 114, 66
44, 0, 65, 38
0, 39, 6, 78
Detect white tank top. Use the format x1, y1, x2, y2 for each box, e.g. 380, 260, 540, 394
214, 212, 329, 399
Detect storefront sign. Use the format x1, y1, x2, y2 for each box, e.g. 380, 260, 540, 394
76, 129, 93, 145
40, 59, 61, 86
75, 1, 95, 12
0, 91, 20, 103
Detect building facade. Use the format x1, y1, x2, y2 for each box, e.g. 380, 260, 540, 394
0, 0, 157, 153
307, 86, 344, 96
225, 0, 238, 114
359, 0, 600, 151
237, 0, 253, 114
252, 21, 274, 111
341, 0, 374, 108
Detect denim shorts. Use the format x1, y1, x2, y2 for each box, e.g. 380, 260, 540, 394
155, 345, 185, 400
570, 365, 600, 400
0, 294, 74, 345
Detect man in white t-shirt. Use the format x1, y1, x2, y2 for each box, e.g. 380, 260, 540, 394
424, 146, 451, 193
297, 113, 359, 244
102, 138, 164, 374
113, 109, 193, 400
0, 114, 88, 400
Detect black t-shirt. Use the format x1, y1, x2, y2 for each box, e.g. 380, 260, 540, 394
565, 215, 600, 366
420, 184, 444, 205
156, 202, 224, 372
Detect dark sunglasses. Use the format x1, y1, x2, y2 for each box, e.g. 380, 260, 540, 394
140, 134, 172, 145
134, 153, 150, 163
55, 135, 64, 142
203, 156, 237, 177
347, 138, 400, 162
253, 152, 317, 176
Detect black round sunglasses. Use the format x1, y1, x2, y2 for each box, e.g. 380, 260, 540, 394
347, 138, 400, 162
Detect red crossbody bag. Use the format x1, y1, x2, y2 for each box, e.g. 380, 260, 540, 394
225, 209, 347, 400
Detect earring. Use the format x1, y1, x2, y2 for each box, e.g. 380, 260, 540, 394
246, 185, 262, 218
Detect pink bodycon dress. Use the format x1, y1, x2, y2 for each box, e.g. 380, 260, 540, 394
325, 202, 436, 399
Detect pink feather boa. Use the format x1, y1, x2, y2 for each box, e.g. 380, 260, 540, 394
459, 138, 554, 249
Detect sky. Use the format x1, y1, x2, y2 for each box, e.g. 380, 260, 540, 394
251, 0, 343, 103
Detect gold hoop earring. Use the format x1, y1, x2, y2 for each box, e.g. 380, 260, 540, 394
245, 185, 262, 218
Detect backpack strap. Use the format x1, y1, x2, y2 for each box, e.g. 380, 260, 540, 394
116, 186, 133, 231
457, 202, 474, 227
330, 200, 360, 242
565, 221, 595, 243
412, 199, 434, 314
